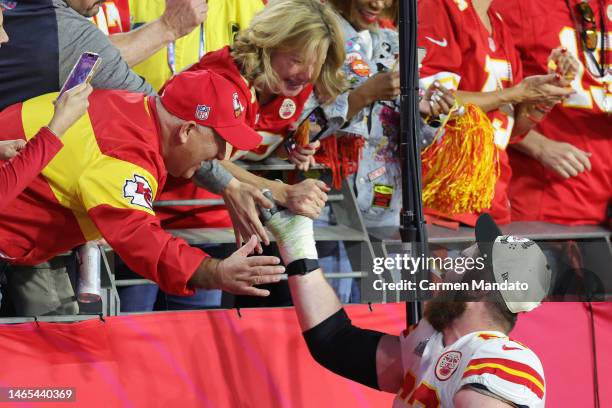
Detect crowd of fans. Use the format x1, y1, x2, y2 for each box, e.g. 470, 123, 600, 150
0, 0, 609, 317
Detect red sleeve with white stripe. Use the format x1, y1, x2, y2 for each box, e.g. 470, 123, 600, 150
89, 205, 208, 296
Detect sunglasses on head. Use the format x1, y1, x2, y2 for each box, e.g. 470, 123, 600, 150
576, 1, 598, 51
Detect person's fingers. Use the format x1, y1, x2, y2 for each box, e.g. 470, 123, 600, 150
292, 151, 311, 162
241, 224, 264, 253
251, 188, 273, 209
553, 164, 571, 179
314, 188, 328, 203
82, 83, 94, 96
309, 140, 321, 150
296, 146, 317, 156
440, 90, 455, 107
434, 98, 451, 115
248, 266, 285, 278
235, 235, 258, 256
233, 226, 244, 249
538, 73, 559, 84
237, 286, 271, 297
560, 159, 579, 177
429, 100, 440, 117
246, 256, 283, 269
566, 153, 585, 173
250, 218, 270, 247
543, 84, 575, 98
66, 82, 88, 95
313, 179, 331, 192
249, 274, 283, 286
574, 149, 592, 171
14, 140, 26, 150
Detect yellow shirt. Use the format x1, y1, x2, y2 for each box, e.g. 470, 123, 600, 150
129, 0, 264, 91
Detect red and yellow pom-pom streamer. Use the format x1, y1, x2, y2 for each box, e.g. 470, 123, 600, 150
421, 103, 500, 215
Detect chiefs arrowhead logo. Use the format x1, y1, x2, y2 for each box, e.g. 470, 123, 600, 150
435, 350, 462, 381
123, 174, 153, 210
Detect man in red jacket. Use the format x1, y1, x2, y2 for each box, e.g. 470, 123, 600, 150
0, 70, 286, 316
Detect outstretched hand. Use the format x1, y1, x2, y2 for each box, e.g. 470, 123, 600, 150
194, 235, 285, 297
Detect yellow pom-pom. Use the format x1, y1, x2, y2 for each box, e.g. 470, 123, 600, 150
421, 104, 500, 215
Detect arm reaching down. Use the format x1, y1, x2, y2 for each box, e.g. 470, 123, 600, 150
264, 207, 403, 392
221, 160, 330, 218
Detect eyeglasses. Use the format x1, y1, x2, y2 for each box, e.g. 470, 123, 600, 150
576, 1, 598, 51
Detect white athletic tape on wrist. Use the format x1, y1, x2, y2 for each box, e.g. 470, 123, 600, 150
265, 209, 318, 266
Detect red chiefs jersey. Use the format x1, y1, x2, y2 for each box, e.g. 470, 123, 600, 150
0, 91, 206, 296
90, 0, 131, 35
494, 0, 612, 225
418, 0, 524, 226
156, 46, 313, 228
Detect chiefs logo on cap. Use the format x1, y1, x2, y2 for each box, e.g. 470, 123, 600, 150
232, 92, 244, 118
195, 104, 210, 121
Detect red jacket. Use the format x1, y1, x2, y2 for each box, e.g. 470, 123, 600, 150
0, 90, 206, 295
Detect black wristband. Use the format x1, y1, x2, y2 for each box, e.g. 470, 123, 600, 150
286, 258, 319, 276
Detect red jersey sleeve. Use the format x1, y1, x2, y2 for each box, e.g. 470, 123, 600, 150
0, 127, 62, 211
75, 153, 208, 296
418, 0, 465, 90
88, 205, 207, 296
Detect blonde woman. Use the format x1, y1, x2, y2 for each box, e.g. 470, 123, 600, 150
157, 0, 347, 233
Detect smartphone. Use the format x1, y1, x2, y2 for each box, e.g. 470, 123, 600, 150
284, 107, 329, 154
58, 52, 101, 98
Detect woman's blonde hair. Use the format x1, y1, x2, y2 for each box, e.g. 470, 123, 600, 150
232, 0, 347, 104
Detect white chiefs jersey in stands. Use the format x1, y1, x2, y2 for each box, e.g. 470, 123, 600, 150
393, 320, 545, 407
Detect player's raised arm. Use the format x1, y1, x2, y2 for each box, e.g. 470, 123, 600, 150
263, 205, 404, 392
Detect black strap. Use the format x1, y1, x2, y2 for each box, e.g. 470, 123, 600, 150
286, 258, 320, 276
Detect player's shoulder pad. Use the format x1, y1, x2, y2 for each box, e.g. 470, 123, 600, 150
460, 336, 546, 406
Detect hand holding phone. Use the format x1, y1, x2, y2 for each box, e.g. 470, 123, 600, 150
284, 107, 329, 154
48, 82, 93, 137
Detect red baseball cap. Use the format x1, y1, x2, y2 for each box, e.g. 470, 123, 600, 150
160, 70, 261, 151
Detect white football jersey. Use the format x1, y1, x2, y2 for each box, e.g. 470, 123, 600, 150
392, 320, 545, 408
